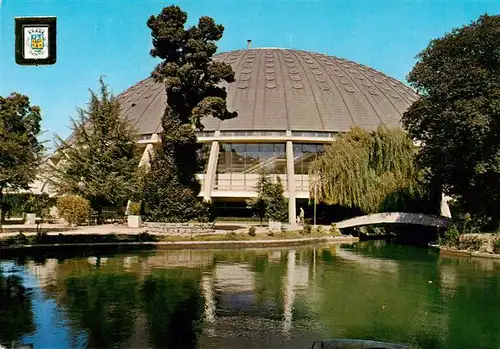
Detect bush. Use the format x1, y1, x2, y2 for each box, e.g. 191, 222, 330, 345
17, 232, 30, 244
330, 223, 341, 236
458, 235, 483, 251
137, 231, 156, 242
493, 235, 500, 254
302, 224, 312, 235
129, 202, 141, 216
248, 226, 256, 237
57, 196, 91, 226
316, 225, 325, 235
440, 225, 460, 248
225, 231, 238, 240
35, 231, 49, 244
0, 193, 55, 218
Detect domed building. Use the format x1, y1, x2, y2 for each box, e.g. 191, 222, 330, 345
49, 47, 419, 223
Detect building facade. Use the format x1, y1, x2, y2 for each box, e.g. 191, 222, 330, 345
47, 48, 419, 224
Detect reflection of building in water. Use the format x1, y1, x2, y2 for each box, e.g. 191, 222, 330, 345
201, 250, 309, 335
283, 250, 296, 335
335, 249, 399, 274
26, 258, 59, 287
268, 251, 283, 263
213, 264, 258, 313
439, 264, 458, 295
142, 250, 214, 270
215, 264, 256, 292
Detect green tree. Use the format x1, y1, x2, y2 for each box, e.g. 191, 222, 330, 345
247, 173, 288, 223
402, 14, 500, 229
0, 93, 43, 226
51, 78, 140, 217
309, 126, 427, 214
141, 5, 236, 222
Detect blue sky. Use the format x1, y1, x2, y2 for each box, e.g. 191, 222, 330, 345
1, 0, 499, 147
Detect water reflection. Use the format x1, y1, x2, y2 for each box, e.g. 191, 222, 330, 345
1, 243, 500, 348
0, 266, 35, 344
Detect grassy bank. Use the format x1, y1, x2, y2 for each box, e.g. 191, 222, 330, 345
0, 229, 340, 248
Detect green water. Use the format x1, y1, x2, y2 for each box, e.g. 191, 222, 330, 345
1, 242, 500, 349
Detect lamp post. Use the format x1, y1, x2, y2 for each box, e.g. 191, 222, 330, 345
312, 174, 319, 227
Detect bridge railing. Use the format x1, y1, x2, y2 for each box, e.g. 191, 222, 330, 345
333, 212, 452, 229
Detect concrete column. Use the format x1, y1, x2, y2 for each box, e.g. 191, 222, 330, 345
203, 137, 220, 202
286, 138, 296, 225
138, 143, 154, 168
126, 142, 155, 215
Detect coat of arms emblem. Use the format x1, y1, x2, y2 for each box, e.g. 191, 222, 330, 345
23, 27, 49, 59
31, 33, 44, 50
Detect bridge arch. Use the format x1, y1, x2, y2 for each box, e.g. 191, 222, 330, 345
333, 212, 453, 229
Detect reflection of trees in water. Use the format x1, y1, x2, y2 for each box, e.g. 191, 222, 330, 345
0, 271, 35, 344
141, 269, 204, 349
63, 273, 140, 348
440, 260, 500, 349
56, 262, 205, 349
310, 248, 445, 347
7, 246, 500, 349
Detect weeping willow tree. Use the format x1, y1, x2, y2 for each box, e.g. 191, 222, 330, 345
310, 126, 428, 214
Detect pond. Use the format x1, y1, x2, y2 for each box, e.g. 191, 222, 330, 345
1, 242, 500, 349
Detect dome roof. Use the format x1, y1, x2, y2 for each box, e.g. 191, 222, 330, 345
116, 48, 418, 135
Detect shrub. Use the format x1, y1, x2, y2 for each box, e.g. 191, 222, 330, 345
316, 225, 325, 235
225, 231, 238, 240
35, 231, 49, 244
458, 235, 483, 251
302, 224, 312, 235
129, 202, 141, 216
493, 235, 500, 254
440, 225, 460, 248
330, 223, 341, 236
57, 196, 91, 226
16, 232, 30, 245
248, 226, 256, 237
137, 231, 156, 242
0, 193, 55, 218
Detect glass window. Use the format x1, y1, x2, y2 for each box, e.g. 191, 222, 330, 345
216, 143, 232, 174
259, 144, 274, 173
245, 144, 260, 172
230, 144, 246, 172
272, 143, 286, 174
215, 142, 287, 190
294, 143, 326, 175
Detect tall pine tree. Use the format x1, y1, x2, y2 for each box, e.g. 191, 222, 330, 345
247, 173, 288, 224
51, 78, 140, 215
141, 6, 236, 222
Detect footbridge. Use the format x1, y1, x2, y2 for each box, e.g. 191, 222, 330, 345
333, 212, 453, 229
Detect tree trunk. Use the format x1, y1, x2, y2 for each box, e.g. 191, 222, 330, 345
0, 189, 4, 233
